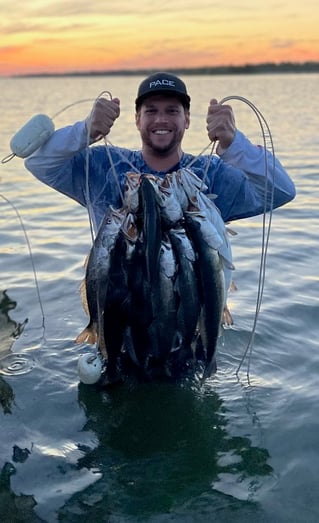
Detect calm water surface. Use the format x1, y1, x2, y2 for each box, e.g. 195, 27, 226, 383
0, 74, 318, 522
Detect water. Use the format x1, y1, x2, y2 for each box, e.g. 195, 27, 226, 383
0, 73, 318, 522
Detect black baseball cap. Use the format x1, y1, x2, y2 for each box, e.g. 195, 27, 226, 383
135, 72, 191, 110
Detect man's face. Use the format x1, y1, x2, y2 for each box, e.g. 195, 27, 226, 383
135, 95, 190, 155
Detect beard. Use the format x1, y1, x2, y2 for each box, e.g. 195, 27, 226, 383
140, 129, 184, 157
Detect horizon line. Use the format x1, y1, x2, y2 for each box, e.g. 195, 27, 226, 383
2, 60, 319, 79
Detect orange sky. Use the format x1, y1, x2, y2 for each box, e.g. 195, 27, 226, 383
1, 0, 318, 76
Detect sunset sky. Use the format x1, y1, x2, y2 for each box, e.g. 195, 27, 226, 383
1, 0, 318, 76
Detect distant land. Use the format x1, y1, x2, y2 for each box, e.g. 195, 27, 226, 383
11, 61, 319, 78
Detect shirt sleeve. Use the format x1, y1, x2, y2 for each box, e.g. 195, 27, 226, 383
25, 121, 296, 227
24, 120, 125, 233
25, 120, 88, 174
211, 130, 296, 222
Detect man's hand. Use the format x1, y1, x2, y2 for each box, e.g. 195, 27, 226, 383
86, 97, 120, 142
206, 99, 236, 152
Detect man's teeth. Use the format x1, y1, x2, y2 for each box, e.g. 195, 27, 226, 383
154, 130, 170, 134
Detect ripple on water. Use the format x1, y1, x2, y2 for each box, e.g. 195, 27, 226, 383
0, 352, 37, 376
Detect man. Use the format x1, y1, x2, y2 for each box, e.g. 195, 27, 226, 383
24, 72, 296, 381
25, 71, 296, 233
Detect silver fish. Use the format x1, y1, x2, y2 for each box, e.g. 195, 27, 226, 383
178, 167, 234, 309
169, 227, 200, 368
102, 229, 131, 383
125, 235, 154, 369
126, 236, 178, 375
197, 191, 234, 271
76, 206, 125, 357
184, 211, 225, 379
166, 170, 189, 211
157, 175, 184, 228
148, 237, 178, 365
124, 176, 162, 369
139, 175, 162, 286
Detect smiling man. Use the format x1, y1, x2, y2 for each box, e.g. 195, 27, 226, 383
135, 73, 190, 169
25, 70, 295, 233
23, 71, 295, 382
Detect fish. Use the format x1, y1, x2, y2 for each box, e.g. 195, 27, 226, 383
168, 170, 189, 209
146, 236, 178, 370
101, 210, 139, 382
177, 167, 235, 324
139, 175, 162, 286
197, 192, 234, 269
156, 175, 184, 229
75, 206, 125, 356
126, 234, 154, 368
122, 175, 163, 371
197, 193, 235, 326
76, 166, 235, 386
175, 168, 231, 253
102, 230, 131, 384
184, 210, 225, 379
169, 226, 200, 369
125, 180, 176, 374
178, 170, 224, 251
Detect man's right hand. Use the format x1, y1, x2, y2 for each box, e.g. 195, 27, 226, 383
86, 97, 120, 142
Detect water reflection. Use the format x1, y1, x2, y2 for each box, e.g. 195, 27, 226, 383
0, 290, 26, 414
0, 462, 45, 523
0, 290, 26, 355
59, 381, 273, 520
0, 290, 34, 387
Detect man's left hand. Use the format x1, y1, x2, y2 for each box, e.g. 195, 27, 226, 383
206, 99, 236, 152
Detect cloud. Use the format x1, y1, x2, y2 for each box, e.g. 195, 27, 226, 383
0, 45, 27, 55
271, 39, 296, 49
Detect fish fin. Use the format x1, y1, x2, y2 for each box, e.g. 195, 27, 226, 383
230, 280, 238, 292
221, 256, 235, 270
222, 305, 234, 326
75, 327, 97, 345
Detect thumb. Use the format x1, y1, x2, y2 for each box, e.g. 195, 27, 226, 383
208, 98, 219, 114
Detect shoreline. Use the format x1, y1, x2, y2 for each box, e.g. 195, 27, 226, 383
3, 61, 319, 79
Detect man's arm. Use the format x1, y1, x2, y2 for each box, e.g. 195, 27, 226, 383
25, 97, 120, 175
205, 98, 296, 218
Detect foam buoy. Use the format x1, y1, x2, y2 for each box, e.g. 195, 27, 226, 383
10, 114, 55, 158
77, 353, 103, 384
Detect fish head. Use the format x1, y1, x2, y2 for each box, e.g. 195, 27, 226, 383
124, 172, 141, 213
178, 167, 209, 193
121, 212, 138, 243
103, 206, 126, 234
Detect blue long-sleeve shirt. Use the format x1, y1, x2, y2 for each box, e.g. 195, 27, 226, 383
25, 120, 296, 233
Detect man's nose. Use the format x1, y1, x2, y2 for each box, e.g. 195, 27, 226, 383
154, 111, 168, 122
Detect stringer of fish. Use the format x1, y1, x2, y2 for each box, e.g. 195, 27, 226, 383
77, 167, 235, 385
